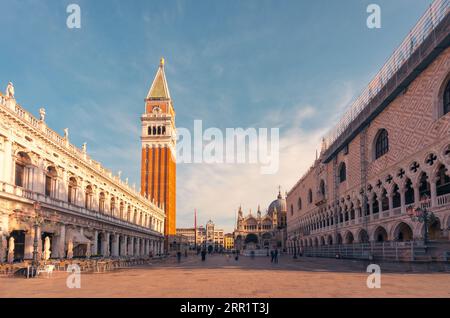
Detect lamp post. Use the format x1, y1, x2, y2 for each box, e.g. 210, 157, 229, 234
22, 201, 45, 277
406, 195, 436, 246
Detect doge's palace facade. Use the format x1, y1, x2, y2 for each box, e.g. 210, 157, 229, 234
0, 89, 165, 262
286, 1, 450, 260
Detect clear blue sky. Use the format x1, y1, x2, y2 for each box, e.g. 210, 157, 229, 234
0, 0, 434, 232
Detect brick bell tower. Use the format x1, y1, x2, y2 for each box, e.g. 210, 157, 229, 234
141, 57, 176, 240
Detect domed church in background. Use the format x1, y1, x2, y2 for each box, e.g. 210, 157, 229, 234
234, 189, 287, 253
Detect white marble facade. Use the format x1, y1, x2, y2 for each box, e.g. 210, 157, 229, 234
0, 88, 165, 262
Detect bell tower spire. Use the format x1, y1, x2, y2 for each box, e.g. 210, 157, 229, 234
141, 58, 177, 240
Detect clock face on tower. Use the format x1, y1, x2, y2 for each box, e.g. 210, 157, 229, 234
152, 106, 161, 114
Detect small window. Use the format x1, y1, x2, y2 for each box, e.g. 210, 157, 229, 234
308, 189, 313, 204
297, 198, 302, 210
343, 144, 349, 155
375, 129, 389, 159
339, 162, 346, 183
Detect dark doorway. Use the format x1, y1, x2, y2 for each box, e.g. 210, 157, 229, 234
8, 230, 26, 262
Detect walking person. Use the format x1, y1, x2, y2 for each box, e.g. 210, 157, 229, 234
274, 249, 279, 264
201, 249, 206, 262
270, 250, 274, 263
177, 251, 182, 263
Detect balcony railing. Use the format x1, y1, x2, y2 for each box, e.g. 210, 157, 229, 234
0, 181, 163, 237
437, 193, 450, 206
297, 193, 450, 234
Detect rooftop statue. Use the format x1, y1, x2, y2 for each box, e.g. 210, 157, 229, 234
5, 82, 14, 99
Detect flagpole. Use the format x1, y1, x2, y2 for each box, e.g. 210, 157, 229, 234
194, 209, 197, 251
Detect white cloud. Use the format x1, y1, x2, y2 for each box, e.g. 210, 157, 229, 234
176, 83, 356, 232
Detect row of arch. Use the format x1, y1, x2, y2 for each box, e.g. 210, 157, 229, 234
295, 163, 449, 235
290, 222, 422, 248
291, 219, 445, 250
290, 144, 450, 221
14, 151, 163, 232
147, 125, 166, 136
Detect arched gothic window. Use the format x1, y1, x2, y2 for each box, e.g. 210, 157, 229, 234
319, 179, 326, 196
444, 80, 450, 115
15, 152, 31, 188
85, 185, 93, 210
45, 166, 58, 198
339, 162, 346, 183
99, 192, 105, 213
375, 129, 389, 159
68, 177, 77, 204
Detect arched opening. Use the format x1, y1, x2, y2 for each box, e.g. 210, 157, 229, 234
110, 197, 116, 216
68, 177, 77, 204
97, 233, 104, 255
119, 202, 125, 219
373, 226, 388, 242
133, 209, 138, 223
134, 238, 138, 255
109, 235, 114, 256
358, 229, 369, 243
319, 180, 326, 196
99, 192, 106, 213
381, 189, 389, 211
41, 232, 54, 258
297, 197, 302, 210
45, 166, 58, 197
327, 235, 333, 245
374, 129, 389, 160
308, 189, 313, 204
14, 152, 31, 188
244, 233, 258, 244
392, 184, 401, 208
426, 218, 442, 241
7, 230, 26, 262
336, 233, 343, 245
405, 179, 415, 205
443, 78, 450, 115
85, 185, 93, 210
344, 232, 354, 244
394, 222, 413, 242
436, 164, 450, 196
418, 172, 431, 200
320, 236, 325, 246
127, 206, 131, 222
314, 237, 319, 247
372, 193, 379, 214
339, 162, 346, 183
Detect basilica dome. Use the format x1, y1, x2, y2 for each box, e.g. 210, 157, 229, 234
268, 191, 287, 216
